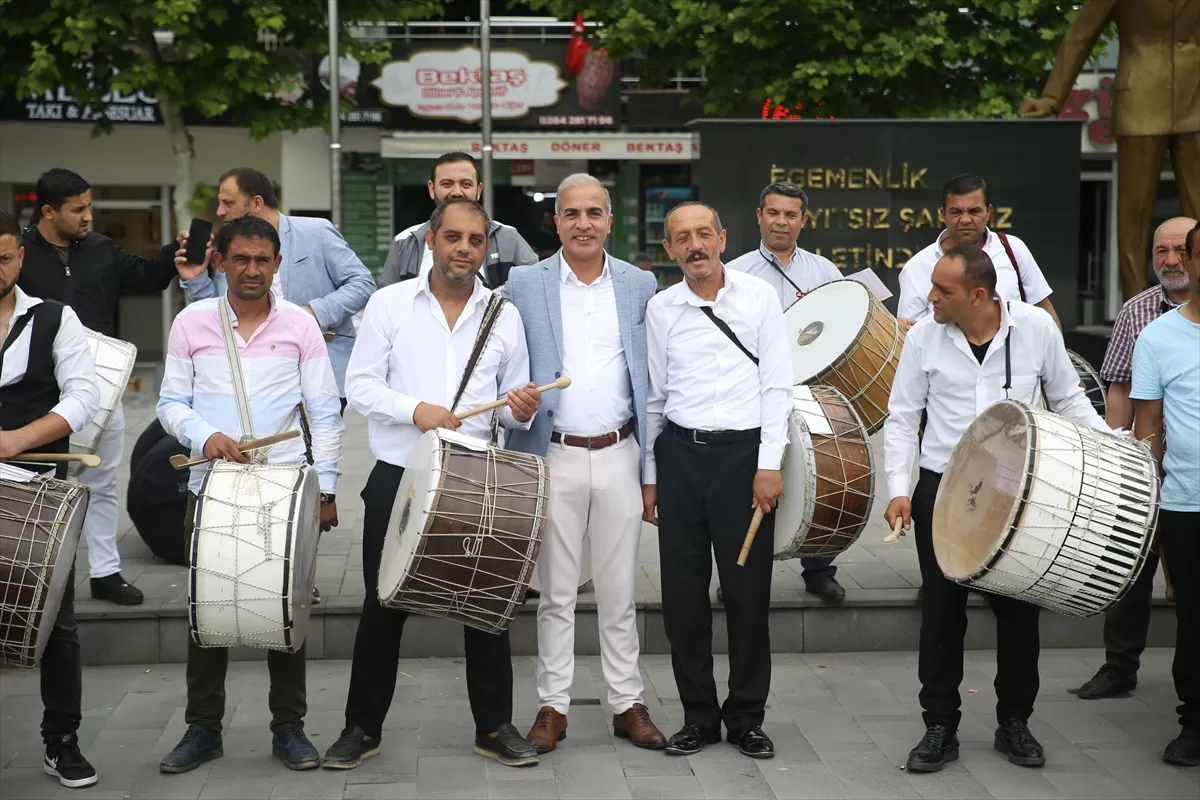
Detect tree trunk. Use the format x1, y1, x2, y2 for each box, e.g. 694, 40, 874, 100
158, 91, 195, 233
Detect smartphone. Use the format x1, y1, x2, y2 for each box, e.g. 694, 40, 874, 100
184, 218, 213, 265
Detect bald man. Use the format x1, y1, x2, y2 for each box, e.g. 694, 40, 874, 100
1071, 215, 1197, 701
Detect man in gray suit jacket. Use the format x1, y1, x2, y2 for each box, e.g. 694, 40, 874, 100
504, 174, 667, 753
175, 168, 376, 407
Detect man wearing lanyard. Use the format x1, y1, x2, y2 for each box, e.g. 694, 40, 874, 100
883, 244, 1108, 773
727, 181, 846, 603
1072, 216, 1196, 701
1130, 219, 1200, 768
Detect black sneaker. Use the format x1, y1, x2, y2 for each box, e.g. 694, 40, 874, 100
44, 734, 98, 788
272, 723, 320, 770
473, 723, 538, 767
665, 723, 722, 756
90, 573, 144, 605
804, 574, 846, 603
905, 724, 959, 773
1163, 728, 1200, 767
1068, 664, 1136, 699
160, 724, 223, 773
994, 719, 1045, 767
322, 726, 381, 769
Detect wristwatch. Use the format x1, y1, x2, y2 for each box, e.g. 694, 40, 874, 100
320, 493, 335, 505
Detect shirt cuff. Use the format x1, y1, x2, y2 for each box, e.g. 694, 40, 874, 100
185, 420, 222, 454
642, 457, 656, 485
317, 469, 338, 494
49, 400, 90, 434
887, 474, 913, 501
757, 444, 783, 471
392, 394, 419, 425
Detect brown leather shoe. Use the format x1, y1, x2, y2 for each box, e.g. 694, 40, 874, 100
526, 706, 567, 753
613, 704, 667, 749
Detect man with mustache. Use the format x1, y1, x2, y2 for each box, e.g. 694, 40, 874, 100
325, 198, 543, 770
643, 202, 793, 759
896, 174, 1062, 333
727, 180, 847, 604
378, 152, 539, 289
0, 209, 101, 789
1071, 215, 1197, 701
156, 216, 344, 774
17, 168, 185, 607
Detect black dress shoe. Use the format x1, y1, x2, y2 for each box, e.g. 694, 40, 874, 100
474, 723, 538, 767
727, 725, 774, 759
90, 574, 144, 605
665, 723, 722, 756
1069, 664, 1136, 699
905, 724, 959, 772
994, 719, 1045, 767
322, 726, 381, 769
1163, 728, 1200, 767
805, 574, 845, 603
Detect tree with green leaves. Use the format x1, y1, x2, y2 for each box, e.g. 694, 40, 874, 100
2, 0, 440, 229
512, 0, 1112, 120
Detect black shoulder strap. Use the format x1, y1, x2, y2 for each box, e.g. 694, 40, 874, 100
450, 292, 508, 413
699, 306, 759, 366
997, 232, 1027, 302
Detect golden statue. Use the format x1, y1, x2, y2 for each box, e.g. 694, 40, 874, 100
1020, 0, 1199, 302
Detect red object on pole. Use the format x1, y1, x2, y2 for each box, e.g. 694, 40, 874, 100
565, 12, 589, 75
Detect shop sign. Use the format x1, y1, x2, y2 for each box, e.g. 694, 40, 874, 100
381, 132, 699, 161
4, 86, 160, 124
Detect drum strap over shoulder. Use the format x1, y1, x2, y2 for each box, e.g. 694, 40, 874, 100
450, 292, 507, 445
699, 306, 759, 366
997, 233, 1027, 303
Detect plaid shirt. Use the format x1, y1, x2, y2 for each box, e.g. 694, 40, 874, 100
1101, 285, 1182, 382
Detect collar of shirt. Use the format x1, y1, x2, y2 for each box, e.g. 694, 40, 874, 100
1159, 285, 1184, 311
414, 270, 493, 330
669, 264, 744, 307
936, 226, 999, 252
757, 241, 800, 270
9, 285, 43, 320
559, 250, 612, 286
943, 299, 1019, 361
223, 293, 281, 334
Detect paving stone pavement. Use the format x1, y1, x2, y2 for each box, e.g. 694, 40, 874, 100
2, 649, 1197, 799
69, 392, 1174, 616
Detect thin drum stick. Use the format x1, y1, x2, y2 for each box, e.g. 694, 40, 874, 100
455, 376, 572, 421
7, 452, 102, 469
884, 517, 905, 543
736, 506, 766, 567
169, 430, 302, 470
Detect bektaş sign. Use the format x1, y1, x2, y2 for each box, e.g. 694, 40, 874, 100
372, 46, 571, 123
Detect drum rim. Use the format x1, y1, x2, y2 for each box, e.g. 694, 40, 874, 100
787, 280, 875, 383
775, 402, 819, 556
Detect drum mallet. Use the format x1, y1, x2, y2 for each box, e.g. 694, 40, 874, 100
736, 506, 766, 567
885, 517, 906, 543
455, 376, 572, 421
169, 430, 301, 469
8, 453, 102, 469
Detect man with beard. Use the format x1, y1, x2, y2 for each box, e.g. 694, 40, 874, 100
0, 209, 101, 789
156, 216, 343, 774
1070, 215, 1197, 701
643, 202, 793, 759
727, 181, 846, 603
896, 174, 1061, 333
17, 168, 182, 606
324, 198, 543, 770
378, 152, 539, 288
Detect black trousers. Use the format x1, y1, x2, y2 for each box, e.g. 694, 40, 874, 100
344, 461, 513, 739
41, 563, 82, 742
1101, 547, 1159, 678
1160, 510, 1200, 731
182, 493, 308, 733
914, 469, 1040, 731
656, 423, 773, 733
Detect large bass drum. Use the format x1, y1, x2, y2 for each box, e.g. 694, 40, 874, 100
69, 330, 136, 476
932, 400, 1158, 617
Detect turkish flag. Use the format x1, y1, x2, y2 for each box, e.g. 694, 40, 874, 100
565, 12, 589, 76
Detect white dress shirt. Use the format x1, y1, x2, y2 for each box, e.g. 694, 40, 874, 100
345, 271, 533, 468
644, 266, 793, 484
883, 300, 1109, 500
726, 242, 844, 310
555, 253, 634, 436
897, 229, 1053, 321
0, 286, 100, 434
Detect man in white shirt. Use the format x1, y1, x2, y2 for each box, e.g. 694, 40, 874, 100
504, 174, 665, 753
727, 181, 847, 603
0, 209, 101, 790
883, 244, 1108, 774
643, 202, 793, 759
896, 174, 1061, 332
325, 198, 543, 771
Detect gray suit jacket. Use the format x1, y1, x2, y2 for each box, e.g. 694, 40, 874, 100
503, 253, 657, 476
180, 213, 376, 396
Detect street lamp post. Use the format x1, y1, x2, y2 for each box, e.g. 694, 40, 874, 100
328, 0, 342, 228
480, 0, 494, 216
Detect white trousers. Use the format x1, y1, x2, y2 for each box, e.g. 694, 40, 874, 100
536, 434, 644, 716
76, 403, 125, 578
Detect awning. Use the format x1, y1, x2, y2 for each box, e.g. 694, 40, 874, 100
380, 131, 700, 161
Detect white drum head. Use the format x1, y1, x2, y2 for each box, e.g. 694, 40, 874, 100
785, 281, 871, 383
70, 331, 136, 457
774, 389, 817, 556
379, 431, 443, 600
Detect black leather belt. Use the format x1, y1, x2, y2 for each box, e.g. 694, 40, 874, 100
665, 420, 760, 445
551, 420, 635, 450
